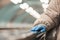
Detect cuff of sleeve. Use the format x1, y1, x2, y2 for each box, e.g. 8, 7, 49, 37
38, 14, 55, 31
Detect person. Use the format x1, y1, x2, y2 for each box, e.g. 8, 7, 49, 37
17, 0, 60, 40
33, 0, 60, 40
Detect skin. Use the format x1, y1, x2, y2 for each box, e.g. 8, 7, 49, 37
0, 0, 10, 8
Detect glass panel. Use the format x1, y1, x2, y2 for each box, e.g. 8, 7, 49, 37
0, 0, 43, 25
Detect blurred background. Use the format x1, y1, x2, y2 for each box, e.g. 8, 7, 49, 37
0, 0, 49, 40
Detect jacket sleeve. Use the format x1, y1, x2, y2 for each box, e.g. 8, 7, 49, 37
35, 0, 60, 31
45, 0, 60, 31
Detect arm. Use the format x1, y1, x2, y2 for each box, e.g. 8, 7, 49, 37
16, 0, 60, 40
33, 0, 60, 31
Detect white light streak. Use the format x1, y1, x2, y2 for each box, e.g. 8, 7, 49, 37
25, 7, 40, 19
10, 0, 22, 4
19, 3, 29, 9
10, 0, 41, 19
40, 0, 49, 4
40, 0, 49, 11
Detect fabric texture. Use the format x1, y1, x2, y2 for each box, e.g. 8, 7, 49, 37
33, 0, 60, 40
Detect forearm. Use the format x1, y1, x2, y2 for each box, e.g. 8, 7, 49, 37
38, 13, 59, 31
44, 0, 60, 31
34, 0, 60, 31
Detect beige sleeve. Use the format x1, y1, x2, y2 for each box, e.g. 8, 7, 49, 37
34, 0, 60, 31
